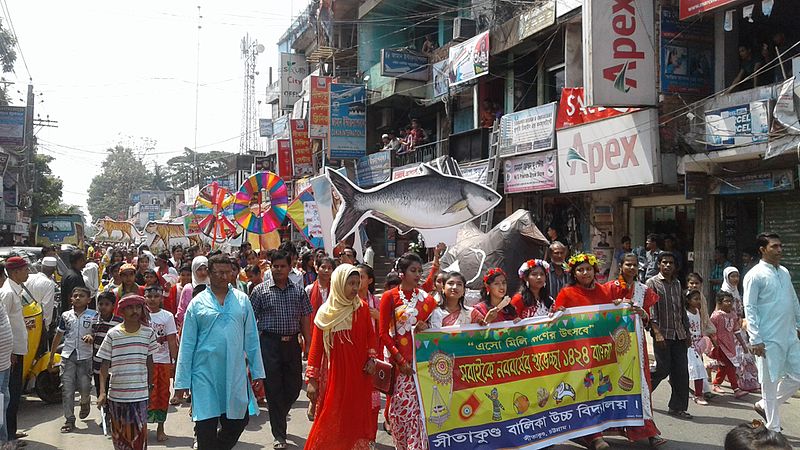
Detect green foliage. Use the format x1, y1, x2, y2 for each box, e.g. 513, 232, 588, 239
31, 154, 65, 220
87, 146, 152, 221
164, 148, 232, 190
0, 18, 16, 106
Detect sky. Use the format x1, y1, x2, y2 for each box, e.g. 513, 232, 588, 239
5, 0, 308, 221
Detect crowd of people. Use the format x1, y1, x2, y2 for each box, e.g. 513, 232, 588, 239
0, 230, 795, 450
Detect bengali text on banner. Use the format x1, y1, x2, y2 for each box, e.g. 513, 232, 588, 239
413, 304, 645, 450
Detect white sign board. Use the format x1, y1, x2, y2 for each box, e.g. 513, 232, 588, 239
304, 200, 323, 239
557, 109, 660, 193
460, 160, 490, 185
279, 52, 308, 110
583, 0, 657, 106
499, 102, 557, 156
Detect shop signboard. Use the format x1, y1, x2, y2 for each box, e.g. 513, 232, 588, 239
290, 119, 313, 177
0, 151, 9, 177
258, 118, 273, 137
460, 159, 490, 185
277, 139, 293, 181
272, 115, 289, 138
392, 163, 424, 180
279, 52, 308, 110
679, 0, 738, 20
711, 170, 794, 195
0, 106, 25, 147
432, 60, 449, 98
557, 109, 659, 193
660, 7, 714, 96
518, 0, 555, 40
555, 88, 636, 130
328, 83, 367, 159
309, 76, 332, 138
356, 151, 392, 187
448, 31, 489, 86
705, 100, 769, 150
380, 49, 429, 81
499, 102, 556, 156
503, 150, 557, 193
583, 0, 657, 106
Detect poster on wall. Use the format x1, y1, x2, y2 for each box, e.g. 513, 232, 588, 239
279, 52, 308, 110
448, 31, 489, 86
660, 8, 714, 96
432, 60, 450, 98
499, 102, 557, 156
309, 76, 332, 138
328, 83, 367, 159
557, 109, 659, 193
583, 0, 657, 106
503, 151, 557, 193
290, 119, 313, 176
704, 101, 769, 150
555, 88, 636, 130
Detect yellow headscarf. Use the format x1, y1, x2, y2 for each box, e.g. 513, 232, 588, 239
314, 264, 362, 355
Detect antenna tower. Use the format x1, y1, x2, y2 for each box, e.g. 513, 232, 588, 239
239, 34, 263, 154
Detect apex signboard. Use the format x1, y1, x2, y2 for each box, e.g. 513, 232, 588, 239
583, 0, 657, 107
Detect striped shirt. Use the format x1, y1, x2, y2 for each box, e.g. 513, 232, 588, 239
91, 314, 123, 374
0, 304, 13, 371
646, 273, 689, 341
96, 324, 157, 402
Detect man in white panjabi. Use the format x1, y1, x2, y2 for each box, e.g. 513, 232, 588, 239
743, 232, 800, 432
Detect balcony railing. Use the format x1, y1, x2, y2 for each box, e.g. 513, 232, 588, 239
392, 139, 445, 167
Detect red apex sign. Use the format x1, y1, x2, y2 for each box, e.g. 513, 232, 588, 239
583, 0, 657, 107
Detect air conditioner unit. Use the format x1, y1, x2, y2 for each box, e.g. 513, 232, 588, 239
378, 108, 394, 129
453, 18, 477, 42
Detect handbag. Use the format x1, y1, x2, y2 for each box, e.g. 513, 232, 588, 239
372, 358, 396, 395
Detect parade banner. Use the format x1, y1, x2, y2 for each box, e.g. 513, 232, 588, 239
290, 119, 313, 177
309, 76, 331, 138
414, 304, 645, 450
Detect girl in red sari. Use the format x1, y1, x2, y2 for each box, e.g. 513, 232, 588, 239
553, 254, 615, 450
471, 268, 518, 325
380, 252, 437, 450
511, 259, 553, 319
357, 264, 382, 439
429, 272, 473, 328
606, 253, 667, 447
305, 264, 378, 450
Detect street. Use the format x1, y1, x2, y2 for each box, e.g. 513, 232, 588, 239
15, 378, 800, 449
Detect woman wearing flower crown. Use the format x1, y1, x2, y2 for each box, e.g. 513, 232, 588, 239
553, 253, 615, 450
471, 268, 518, 325
511, 259, 553, 319
605, 253, 667, 448
379, 252, 437, 449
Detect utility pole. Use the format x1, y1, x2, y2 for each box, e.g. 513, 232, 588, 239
24, 84, 35, 195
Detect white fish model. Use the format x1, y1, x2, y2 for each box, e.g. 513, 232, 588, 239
326, 164, 501, 242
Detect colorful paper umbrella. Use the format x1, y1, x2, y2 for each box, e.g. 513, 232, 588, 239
233, 171, 289, 234
193, 182, 237, 242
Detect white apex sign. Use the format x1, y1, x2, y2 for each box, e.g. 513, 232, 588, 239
556, 109, 659, 193
583, 0, 657, 107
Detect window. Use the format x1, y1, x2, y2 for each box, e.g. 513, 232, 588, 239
546, 64, 565, 104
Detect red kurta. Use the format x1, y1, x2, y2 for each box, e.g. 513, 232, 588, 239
470, 301, 517, 324
305, 300, 377, 450
554, 282, 617, 308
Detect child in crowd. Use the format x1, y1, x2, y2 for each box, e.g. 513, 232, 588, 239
687, 272, 717, 398
49, 287, 98, 433
97, 295, 157, 450
164, 265, 191, 315
709, 292, 750, 399
143, 285, 178, 442
685, 289, 711, 405
245, 264, 263, 294
91, 291, 123, 430
724, 420, 792, 450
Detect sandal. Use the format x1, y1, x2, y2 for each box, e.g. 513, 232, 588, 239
734, 389, 749, 399
169, 397, 182, 406
694, 397, 709, 406
668, 409, 693, 420
649, 435, 668, 447
60, 421, 75, 433
711, 385, 725, 394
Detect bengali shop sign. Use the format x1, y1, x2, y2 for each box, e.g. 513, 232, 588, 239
329, 83, 367, 159
277, 139, 293, 181
503, 151, 557, 193
290, 119, 313, 177
414, 305, 645, 450
309, 76, 331, 138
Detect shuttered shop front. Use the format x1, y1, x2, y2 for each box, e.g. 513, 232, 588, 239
763, 193, 800, 293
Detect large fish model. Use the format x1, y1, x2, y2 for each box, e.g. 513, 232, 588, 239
326, 164, 501, 242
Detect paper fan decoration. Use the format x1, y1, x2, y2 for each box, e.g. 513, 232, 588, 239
234, 171, 288, 234
286, 186, 323, 248
193, 182, 237, 242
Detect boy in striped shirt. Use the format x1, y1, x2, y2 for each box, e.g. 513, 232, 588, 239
97, 294, 157, 450
90, 291, 123, 429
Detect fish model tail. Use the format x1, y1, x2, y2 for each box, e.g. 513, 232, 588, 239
326, 168, 367, 242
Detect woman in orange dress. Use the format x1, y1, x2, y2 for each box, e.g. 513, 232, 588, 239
305, 264, 378, 450
380, 252, 437, 450
553, 253, 615, 450
304, 256, 336, 418
356, 263, 382, 440
605, 253, 666, 447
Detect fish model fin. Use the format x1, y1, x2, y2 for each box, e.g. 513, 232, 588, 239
327, 168, 367, 242
371, 211, 414, 235
443, 199, 469, 214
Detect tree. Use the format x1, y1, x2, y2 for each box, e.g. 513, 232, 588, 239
0, 18, 17, 106
31, 154, 65, 220
87, 146, 151, 221
163, 148, 233, 190
150, 163, 171, 191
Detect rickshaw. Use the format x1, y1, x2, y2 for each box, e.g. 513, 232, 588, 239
22, 282, 62, 404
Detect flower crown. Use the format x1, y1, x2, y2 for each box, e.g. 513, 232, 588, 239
567, 253, 598, 269
518, 259, 550, 278
483, 267, 506, 284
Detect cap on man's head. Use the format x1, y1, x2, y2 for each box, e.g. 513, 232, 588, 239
119, 263, 136, 274
381, 133, 389, 139
42, 257, 58, 267
5, 256, 28, 271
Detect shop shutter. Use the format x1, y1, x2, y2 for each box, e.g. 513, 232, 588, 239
763, 193, 800, 293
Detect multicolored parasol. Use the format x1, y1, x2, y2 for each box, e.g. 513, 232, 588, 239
233, 171, 288, 234
192, 182, 237, 242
